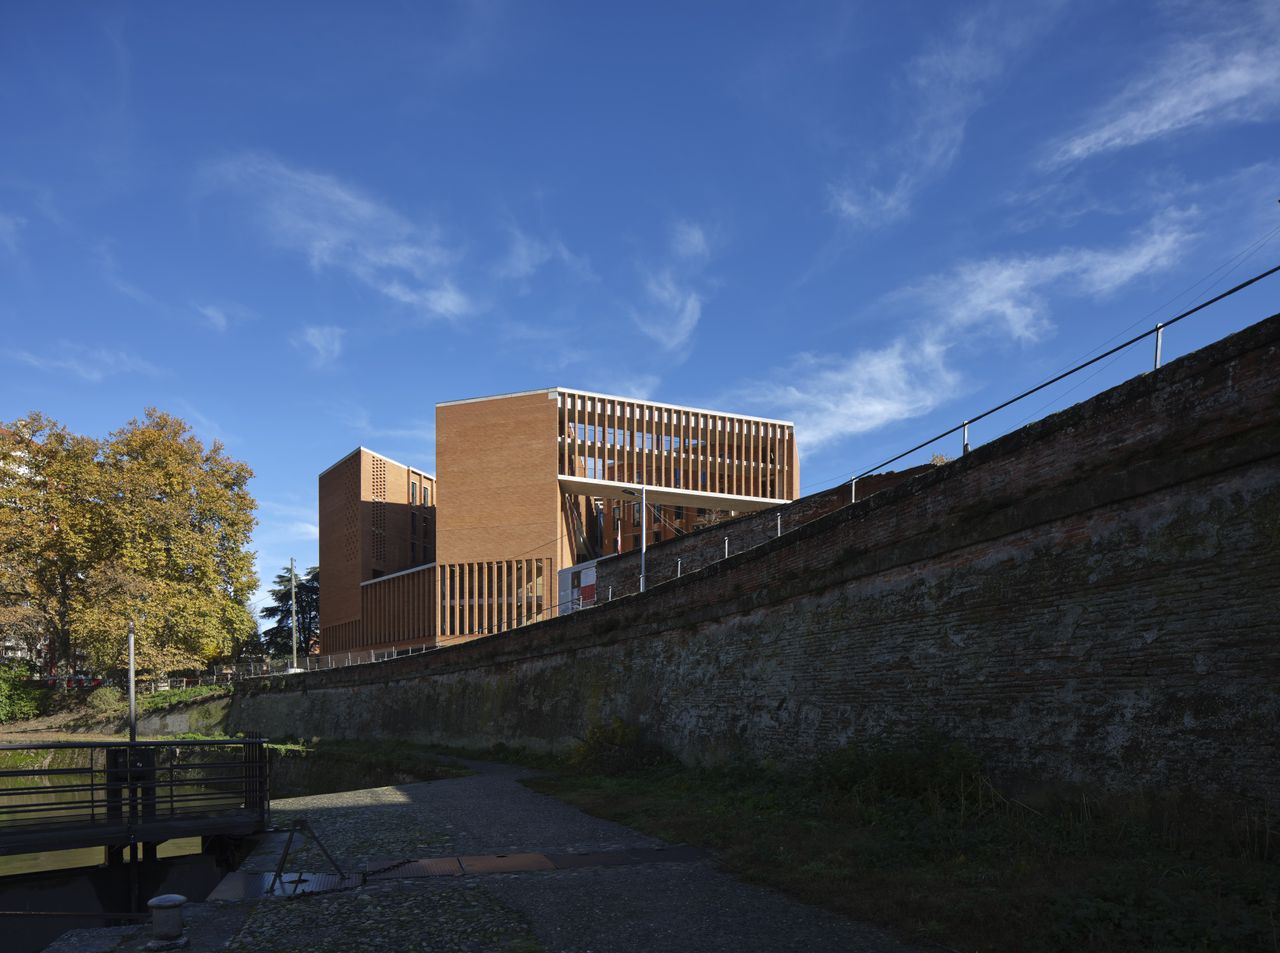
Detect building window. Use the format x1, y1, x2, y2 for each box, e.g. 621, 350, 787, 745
630, 534, 639, 549
652, 505, 662, 521
674, 506, 684, 521
411, 482, 417, 504
632, 503, 641, 524
411, 512, 417, 536
612, 505, 620, 522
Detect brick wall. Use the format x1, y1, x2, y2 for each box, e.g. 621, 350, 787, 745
238, 313, 1280, 802
594, 464, 933, 599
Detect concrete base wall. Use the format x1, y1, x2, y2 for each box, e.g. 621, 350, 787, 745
226, 314, 1280, 802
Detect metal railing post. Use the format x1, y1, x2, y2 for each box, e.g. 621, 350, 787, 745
724, 537, 729, 559
1154, 322, 1164, 369
962, 420, 970, 455
676, 558, 682, 577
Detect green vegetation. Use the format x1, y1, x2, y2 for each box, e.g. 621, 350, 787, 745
85, 685, 125, 714
257, 564, 319, 658
0, 410, 258, 675
138, 682, 231, 711
515, 729, 1278, 953
0, 659, 47, 722
269, 738, 471, 797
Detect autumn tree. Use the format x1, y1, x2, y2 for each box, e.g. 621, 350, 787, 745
0, 410, 258, 675
258, 565, 319, 658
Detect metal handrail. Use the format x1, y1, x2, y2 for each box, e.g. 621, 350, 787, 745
0, 739, 269, 849
851, 264, 1280, 482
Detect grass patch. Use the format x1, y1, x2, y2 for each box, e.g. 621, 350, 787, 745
420, 741, 566, 772
138, 683, 231, 711
524, 735, 1279, 953
269, 738, 471, 797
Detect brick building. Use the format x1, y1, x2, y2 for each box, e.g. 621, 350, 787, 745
318, 388, 797, 655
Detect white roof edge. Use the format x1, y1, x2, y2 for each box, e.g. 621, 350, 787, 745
437, 386, 794, 427
556, 387, 794, 427
318, 446, 435, 482
436, 388, 556, 408
361, 562, 438, 586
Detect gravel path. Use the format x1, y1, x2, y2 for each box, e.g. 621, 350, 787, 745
44, 759, 925, 953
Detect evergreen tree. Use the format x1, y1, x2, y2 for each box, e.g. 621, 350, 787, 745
258, 565, 319, 658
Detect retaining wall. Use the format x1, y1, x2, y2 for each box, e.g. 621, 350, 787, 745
225, 314, 1280, 801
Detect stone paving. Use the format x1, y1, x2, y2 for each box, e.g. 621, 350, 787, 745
44, 759, 925, 953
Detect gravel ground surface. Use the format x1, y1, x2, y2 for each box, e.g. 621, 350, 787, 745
43, 759, 925, 953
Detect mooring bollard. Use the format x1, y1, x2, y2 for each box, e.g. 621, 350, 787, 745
146, 893, 188, 950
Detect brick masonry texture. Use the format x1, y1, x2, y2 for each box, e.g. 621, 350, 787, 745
229, 314, 1280, 802
593, 465, 932, 599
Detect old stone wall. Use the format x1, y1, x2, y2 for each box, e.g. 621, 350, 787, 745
229, 314, 1280, 802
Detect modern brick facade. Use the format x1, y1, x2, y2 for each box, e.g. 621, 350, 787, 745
317, 448, 436, 653
318, 389, 798, 654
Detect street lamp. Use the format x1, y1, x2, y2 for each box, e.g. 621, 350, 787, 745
622, 486, 647, 592
127, 619, 137, 743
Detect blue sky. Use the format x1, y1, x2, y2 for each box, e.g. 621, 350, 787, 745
2, 1, 1278, 617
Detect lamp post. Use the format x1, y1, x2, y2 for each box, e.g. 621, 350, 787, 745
289, 557, 299, 671
127, 619, 137, 743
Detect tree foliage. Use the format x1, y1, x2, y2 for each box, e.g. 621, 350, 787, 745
0, 410, 258, 675
258, 565, 319, 658
0, 659, 44, 722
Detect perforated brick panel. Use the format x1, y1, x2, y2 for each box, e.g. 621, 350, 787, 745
372, 457, 387, 564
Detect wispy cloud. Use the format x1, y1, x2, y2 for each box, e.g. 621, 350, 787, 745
493, 224, 591, 284
286, 521, 320, 541
202, 152, 473, 320
8, 344, 161, 382
634, 219, 715, 351
749, 208, 1196, 451
1045, 3, 1280, 168
595, 373, 661, 402
193, 301, 256, 333
829, 3, 1061, 229
293, 325, 345, 367
0, 212, 25, 255
94, 241, 165, 311
340, 408, 435, 446
170, 399, 234, 445
639, 271, 703, 350
671, 220, 709, 261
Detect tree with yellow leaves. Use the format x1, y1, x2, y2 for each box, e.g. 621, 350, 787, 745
0, 410, 258, 675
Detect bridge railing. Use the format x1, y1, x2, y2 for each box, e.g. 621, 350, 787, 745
0, 738, 269, 856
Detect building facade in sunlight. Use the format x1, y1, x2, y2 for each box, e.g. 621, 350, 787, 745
317, 387, 797, 655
